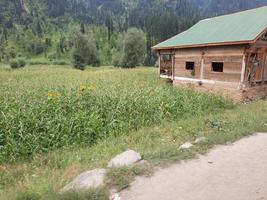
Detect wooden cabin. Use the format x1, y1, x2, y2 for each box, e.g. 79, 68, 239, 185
153, 6, 267, 101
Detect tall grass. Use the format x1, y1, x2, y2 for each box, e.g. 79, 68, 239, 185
0, 66, 232, 162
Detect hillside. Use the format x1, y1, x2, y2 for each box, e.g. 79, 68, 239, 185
192, 0, 267, 16
1, 0, 267, 65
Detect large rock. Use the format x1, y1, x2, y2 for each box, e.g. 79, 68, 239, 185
179, 142, 193, 150
62, 169, 106, 192
108, 150, 142, 168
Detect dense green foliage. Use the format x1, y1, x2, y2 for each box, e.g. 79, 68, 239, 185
116, 28, 146, 68
193, 0, 267, 16
0, 66, 232, 162
10, 58, 26, 69
71, 30, 100, 69
0, 0, 266, 66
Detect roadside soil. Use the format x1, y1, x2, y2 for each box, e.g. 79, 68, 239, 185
120, 133, 267, 200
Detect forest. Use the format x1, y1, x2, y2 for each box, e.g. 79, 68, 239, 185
1, 0, 267, 67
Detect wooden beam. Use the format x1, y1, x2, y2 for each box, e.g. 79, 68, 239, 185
262, 50, 267, 83
172, 53, 175, 80
240, 53, 246, 84
200, 55, 204, 80
158, 53, 161, 76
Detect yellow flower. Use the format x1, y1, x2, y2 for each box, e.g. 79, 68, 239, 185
78, 82, 94, 95
47, 92, 60, 99
79, 83, 86, 92
87, 83, 94, 92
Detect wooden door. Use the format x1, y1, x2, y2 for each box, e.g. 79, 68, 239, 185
254, 51, 264, 82
245, 50, 265, 83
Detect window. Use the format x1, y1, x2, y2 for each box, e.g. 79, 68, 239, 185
185, 62, 195, 70
212, 62, 224, 72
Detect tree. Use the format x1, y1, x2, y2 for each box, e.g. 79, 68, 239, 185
80, 22, 85, 34
71, 31, 100, 70
105, 13, 113, 41
120, 28, 146, 68
0, 34, 5, 62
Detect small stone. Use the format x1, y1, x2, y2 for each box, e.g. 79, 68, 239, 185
110, 193, 121, 200
194, 137, 206, 144
62, 169, 106, 192
108, 150, 142, 168
179, 142, 193, 149
264, 123, 267, 127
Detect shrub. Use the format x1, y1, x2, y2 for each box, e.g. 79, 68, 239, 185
116, 28, 146, 68
71, 31, 101, 70
47, 52, 58, 61
18, 58, 26, 67
10, 58, 26, 69
10, 60, 19, 68
8, 49, 17, 59
112, 51, 123, 67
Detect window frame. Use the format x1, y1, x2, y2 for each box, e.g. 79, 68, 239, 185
211, 62, 224, 73
185, 61, 195, 71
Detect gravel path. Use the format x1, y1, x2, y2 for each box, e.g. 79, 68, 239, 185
120, 133, 267, 200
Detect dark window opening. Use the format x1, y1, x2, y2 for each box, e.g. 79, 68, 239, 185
185, 62, 195, 70
212, 62, 224, 72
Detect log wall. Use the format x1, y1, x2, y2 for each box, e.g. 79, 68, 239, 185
173, 45, 245, 83
158, 39, 267, 101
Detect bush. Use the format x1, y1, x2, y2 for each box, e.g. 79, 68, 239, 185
10, 58, 26, 69
10, 60, 19, 68
71, 31, 101, 70
112, 51, 123, 67
47, 52, 58, 61
116, 28, 146, 68
18, 58, 26, 67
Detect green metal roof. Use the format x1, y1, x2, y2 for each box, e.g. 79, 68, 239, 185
153, 6, 267, 49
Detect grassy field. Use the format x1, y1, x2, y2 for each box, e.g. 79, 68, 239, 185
0, 65, 266, 200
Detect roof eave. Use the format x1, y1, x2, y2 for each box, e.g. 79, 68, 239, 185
152, 40, 255, 51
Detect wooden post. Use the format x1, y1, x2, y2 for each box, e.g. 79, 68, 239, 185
240, 53, 246, 84
261, 50, 267, 83
200, 55, 204, 80
158, 52, 161, 76
172, 53, 175, 80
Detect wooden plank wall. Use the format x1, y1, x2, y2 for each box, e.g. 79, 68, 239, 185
174, 56, 201, 78
204, 55, 243, 82
173, 46, 244, 82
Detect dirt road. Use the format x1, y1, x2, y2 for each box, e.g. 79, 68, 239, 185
120, 133, 267, 200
